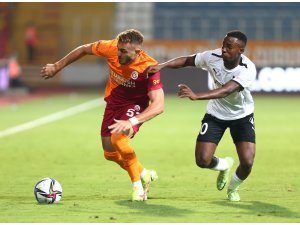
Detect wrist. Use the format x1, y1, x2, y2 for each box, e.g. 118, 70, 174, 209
129, 116, 139, 126
160, 63, 167, 69
53, 63, 61, 73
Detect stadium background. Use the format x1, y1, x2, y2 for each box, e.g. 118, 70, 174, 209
1, 2, 300, 94
1, 3, 300, 222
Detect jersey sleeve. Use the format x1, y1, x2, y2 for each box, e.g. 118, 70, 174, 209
194, 50, 211, 70
91, 39, 117, 58
148, 72, 163, 92
233, 64, 257, 88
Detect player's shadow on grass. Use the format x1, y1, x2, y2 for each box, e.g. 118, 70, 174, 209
115, 200, 194, 217
211, 200, 300, 219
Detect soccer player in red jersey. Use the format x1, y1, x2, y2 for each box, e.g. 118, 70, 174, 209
41, 29, 164, 201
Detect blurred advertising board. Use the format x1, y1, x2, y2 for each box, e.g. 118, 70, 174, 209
0, 62, 9, 91
145, 40, 300, 93
0, 3, 10, 59
249, 67, 300, 93
247, 41, 300, 67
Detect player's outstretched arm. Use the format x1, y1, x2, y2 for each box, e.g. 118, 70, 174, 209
41, 43, 93, 79
178, 80, 241, 100
146, 54, 197, 75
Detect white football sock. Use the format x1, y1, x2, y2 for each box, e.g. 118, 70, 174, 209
211, 157, 230, 171
140, 168, 147, 180
228, 172, 243, 190
132, 180, 144, 193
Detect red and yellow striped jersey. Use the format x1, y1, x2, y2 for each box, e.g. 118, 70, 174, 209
92, 39, 163, 106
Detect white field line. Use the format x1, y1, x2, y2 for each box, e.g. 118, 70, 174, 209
0, 98, 105, 138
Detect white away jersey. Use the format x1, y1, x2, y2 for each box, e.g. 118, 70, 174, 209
195, 48, 257, 120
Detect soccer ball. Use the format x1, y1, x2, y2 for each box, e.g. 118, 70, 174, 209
34, 178, 62, 204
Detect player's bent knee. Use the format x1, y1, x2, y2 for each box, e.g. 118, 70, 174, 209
240, 160, 253, 173
195, 157, 211, 168
103, 150, 117, 161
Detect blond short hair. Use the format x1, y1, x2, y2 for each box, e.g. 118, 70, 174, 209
116, 29, 144, 45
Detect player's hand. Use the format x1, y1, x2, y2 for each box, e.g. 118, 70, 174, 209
178, 84, 198, 100
41, 64, 59, 79
145, 64, 164, 77
108, 119, 133, 134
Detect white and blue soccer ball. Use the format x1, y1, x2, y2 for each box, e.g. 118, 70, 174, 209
34, 178, 62, 204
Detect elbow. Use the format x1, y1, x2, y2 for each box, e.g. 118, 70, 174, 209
219, 88, 233, 98
156, 105, 164, 116
158, 107, 164, 115
221, 91, 231, 98
79, 44, 91, 55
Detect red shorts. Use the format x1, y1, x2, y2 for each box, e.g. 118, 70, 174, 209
101, 104, 147, 137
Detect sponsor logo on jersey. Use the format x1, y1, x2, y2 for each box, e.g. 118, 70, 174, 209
153, 79, 160, 85
110, 70, 135, 88
213, 68, 221, 77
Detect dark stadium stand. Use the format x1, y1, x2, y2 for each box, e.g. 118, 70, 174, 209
153, 2, 300, 40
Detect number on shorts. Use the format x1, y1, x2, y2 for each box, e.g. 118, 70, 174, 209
200, 123, 208, 135
126, 108, 140, 117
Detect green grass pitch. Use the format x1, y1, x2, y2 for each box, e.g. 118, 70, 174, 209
0, 91, 300, 222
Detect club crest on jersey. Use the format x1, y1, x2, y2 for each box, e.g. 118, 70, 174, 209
134, 105, 141, 112
213, 68, 221, 77
131, 71, 139, 80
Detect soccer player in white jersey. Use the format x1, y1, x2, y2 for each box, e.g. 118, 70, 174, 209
147, 30, 256, 201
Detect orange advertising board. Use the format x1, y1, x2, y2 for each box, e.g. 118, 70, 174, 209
246, 41, 300, 67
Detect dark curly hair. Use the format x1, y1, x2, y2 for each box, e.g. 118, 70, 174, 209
227, 30, 247, 47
